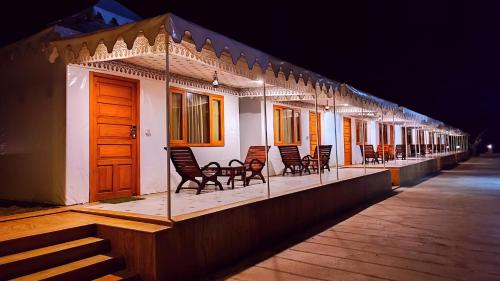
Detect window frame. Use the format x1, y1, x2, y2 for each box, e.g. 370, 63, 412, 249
169, 87, 225, 147
273, 104, 302, 146
378, 123, 388, 144
355, 119, 368, 145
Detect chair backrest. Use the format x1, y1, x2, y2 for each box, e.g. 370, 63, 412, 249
360, 145, 376, 157
396, 144, 405, 153
244, 146, 269, 168
278, 145, 302, 165
314, 145, 332, 162
167, 147, 202, 178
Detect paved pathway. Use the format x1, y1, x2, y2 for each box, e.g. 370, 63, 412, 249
218, 156, 500, 281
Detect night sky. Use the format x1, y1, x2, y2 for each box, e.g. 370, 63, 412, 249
1, 0, 497, 151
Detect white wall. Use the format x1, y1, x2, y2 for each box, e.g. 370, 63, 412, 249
0, 49, 67, 205
66, 66, 91, 204
238, 100, 342, 175
239, 98, 263, 161
395, 125, 402, 145
264, 102, 310, 175
66, 65, 239, 204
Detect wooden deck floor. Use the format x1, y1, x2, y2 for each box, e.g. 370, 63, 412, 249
218, 156, 500, 281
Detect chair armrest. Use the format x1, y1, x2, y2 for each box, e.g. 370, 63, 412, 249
201, 162, 221, 175
248, 159, 265, 168
301, 155, 312, 165
228, 159, 245, 166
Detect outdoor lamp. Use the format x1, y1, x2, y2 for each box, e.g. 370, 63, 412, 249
212, 71, 219, 88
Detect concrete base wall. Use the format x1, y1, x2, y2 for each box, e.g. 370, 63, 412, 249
391, 159, 439, 186
365, 152, 471, 187
154, 171, 392, 280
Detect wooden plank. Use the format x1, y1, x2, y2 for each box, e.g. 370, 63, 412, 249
223, 158, 500, 281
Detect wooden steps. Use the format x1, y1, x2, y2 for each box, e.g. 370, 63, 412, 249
93, 270, 140, 281
0, 226, 139, 280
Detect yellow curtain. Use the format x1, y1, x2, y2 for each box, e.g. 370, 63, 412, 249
187, 93, 210, 144
283, 109, 292, 144
171, 93, 182, 140
211, 99, 221, 141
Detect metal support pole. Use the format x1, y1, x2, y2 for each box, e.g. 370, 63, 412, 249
262, 76, 270, 198
381, 107, 386, 168
404, 123, 408, 162
165, 37, 172, 220
333, 90, 339, 180
314, 84, 322, 185
361, 102, 366, 174
392, 109, 396, 166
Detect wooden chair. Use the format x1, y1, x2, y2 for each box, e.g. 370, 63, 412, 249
360, 145, 379, 164
427, 144, 433, 154
419, 144, 427, 156
395, 144, 406, 160
304, 145, 332, 172
377, 144, 389, 162
165, 146, 223, 195
229, 146, 269, 185
278, 146, 311, 176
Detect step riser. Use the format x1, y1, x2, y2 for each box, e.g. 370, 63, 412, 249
0, 239, 110, 280
29, 256, 124, 281
0, 225, 97, 257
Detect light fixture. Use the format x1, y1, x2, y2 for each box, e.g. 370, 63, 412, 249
487, 144, 493, 149
254, 79, 264, 85
325, 100, 330, 110
456, 145, 460, 149
212, 71, 219, 88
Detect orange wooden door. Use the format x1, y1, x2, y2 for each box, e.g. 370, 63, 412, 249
90, 72, 139, 202
309, 112, 321, 155
390, 125, 394, 145
343, 117, 352, 165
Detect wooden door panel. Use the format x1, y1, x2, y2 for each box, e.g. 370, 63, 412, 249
117, 165, 132, 190
98, 103, 132, 118
98, 145, 132, 158
99, 83, 133, 99
97, 166, 113, 192
90, 73, 139, 202
98, 124, 131, 138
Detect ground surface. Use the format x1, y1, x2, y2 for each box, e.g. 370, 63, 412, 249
0, 200, 57, 216
218, 156, 500, 281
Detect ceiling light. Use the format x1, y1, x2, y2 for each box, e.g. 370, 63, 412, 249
212, 71, 219, 88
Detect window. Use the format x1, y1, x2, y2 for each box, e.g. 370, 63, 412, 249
355, 120, 368, 145
169, 88, 224, 146
273, 105, 301, 145
378, 124, 388, 144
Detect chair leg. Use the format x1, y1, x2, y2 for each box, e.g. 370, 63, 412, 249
258, 173, 266, 183
214, 178, 224, 191
193, 179, 203, 195
176, 178, 188, 193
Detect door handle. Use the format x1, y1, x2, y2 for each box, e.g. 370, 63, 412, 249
130, 125, 137, 139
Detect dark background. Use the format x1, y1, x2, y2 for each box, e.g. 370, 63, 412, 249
1, 0, 497, 152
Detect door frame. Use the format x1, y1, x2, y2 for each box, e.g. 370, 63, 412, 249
89, 71, 141, 202
343, 117, 352, 166
309, 111, 321, 155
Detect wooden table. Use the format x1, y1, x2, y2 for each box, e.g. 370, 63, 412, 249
216, 166, 247, 189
